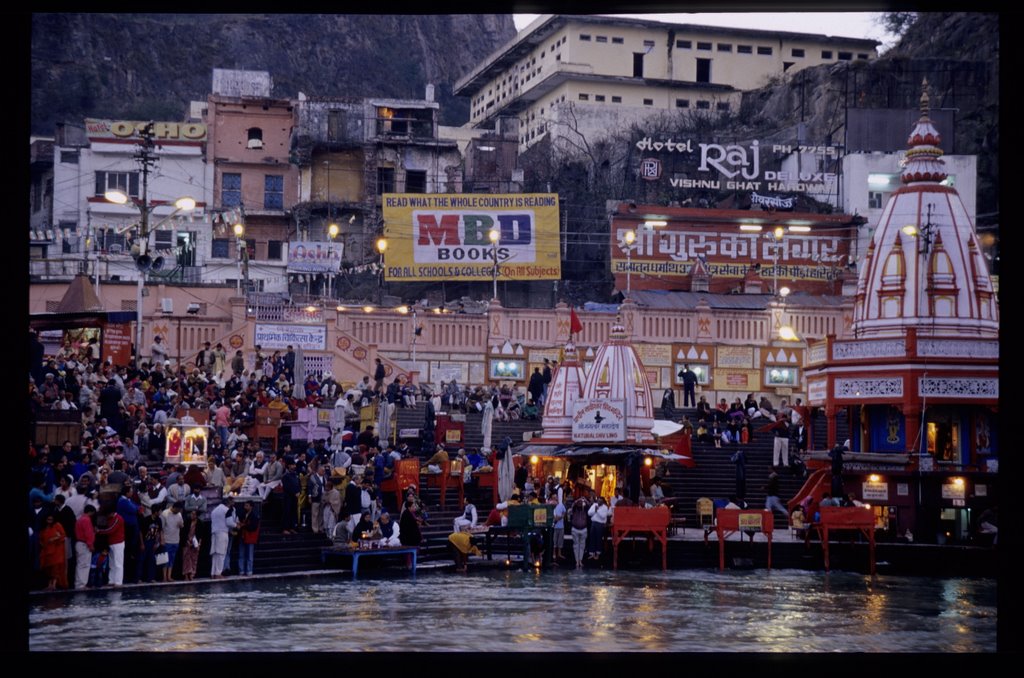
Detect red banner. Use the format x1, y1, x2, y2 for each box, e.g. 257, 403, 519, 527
101, 323, 133, 367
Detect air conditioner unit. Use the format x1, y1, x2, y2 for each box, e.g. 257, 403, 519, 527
160, 298, 174, 313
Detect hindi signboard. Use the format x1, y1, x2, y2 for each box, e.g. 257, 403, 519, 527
101, 323, 133, 367
254, 324, 326, 351
382, 193, 561, 281
572, 400, 627, 443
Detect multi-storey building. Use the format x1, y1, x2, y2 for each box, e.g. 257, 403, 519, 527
456, 14, 879, 152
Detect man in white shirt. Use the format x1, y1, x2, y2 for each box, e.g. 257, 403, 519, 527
209, 497, 238, 578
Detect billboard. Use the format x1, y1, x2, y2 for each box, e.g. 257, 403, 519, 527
610, 208, 853, 294
287, 241, 344, 274
381, 193, 561, 281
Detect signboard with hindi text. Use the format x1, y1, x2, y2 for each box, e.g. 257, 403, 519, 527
101, 323, 133, 367
254, 324, 326, 351
382, 193, 561, 281
610, 206, 852, 294
572, 400, 626, 443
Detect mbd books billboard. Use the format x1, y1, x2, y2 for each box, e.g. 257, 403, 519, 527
381, 193, 561, 281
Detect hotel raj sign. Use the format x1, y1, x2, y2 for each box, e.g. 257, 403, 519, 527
85, 119, 208, 142
636, 137, 838, 193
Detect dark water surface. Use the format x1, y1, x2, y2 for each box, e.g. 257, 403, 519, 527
29, 569, 996, 652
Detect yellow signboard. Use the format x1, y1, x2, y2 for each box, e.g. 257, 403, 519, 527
381, 193, 561, 281
738, 512, 763, 531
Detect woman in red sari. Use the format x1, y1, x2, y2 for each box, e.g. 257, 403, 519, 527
39, 513, 68, 590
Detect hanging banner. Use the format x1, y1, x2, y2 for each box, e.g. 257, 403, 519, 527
101, 323, 133, 367
287, 242, 344, 274
254, 323, 326, 351
382, 193, 561, 281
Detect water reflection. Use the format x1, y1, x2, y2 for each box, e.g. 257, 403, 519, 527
29, 570, 996, 653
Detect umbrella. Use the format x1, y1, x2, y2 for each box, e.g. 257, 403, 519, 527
292, 346, 306, 399
481, 399, 494, 452
377, 399, 394, 445
497, 442, 515, 502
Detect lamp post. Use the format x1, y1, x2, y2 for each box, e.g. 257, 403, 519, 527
771, 225, 784, 296
102, 122, 195, 368
488, 227, 501, 301
622, 229, 636, 298
375, 237, 388, 303
327, 221, 340, 299
233, 221, 249, 295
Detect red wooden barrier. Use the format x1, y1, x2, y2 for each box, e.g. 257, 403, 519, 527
817, 506, 876, 575
714, 509, 775, 571
611, 505, 670, 571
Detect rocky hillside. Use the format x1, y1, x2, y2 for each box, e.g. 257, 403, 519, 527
30, 13, 515, 134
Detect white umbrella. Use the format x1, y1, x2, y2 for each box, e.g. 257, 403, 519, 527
481, 399, 494, 453
497, 442, 515, 502
292, 346, 306, 399
377, 399, 393, 446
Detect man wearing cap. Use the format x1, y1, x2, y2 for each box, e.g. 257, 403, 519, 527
209, 496, 237, 577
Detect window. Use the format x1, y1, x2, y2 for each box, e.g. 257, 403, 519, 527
611, 96, 622, 103
696, 58, 711, 83
676, 39, 692, 49
696, 100, 710, 109
674, 363, 710, 386
643, 40, 655, 48
821, 50, 833, 59
738, 44, 752, 54
765, 366, 799, 387
757, 46, 773, 55
697, 42, 712, 51
246, 127, 264, 149
595, 95, 606, 102
154, 230, 174, 251
377, 167, 395, 194
791, 48, 805, 57
60, 221, 78, 254
596, 35, 607, 43
211, 238, 230, 258
857, 53, 869, 60
718, 43, 732, 52
868, 192, 885, 209
405, 170, 427, 193
838, 51, 852, 60
716, 102, 730, 111
578, 93, 589, 101
95, 171, 140, 198
328, 110, 345, 141
60, 150, 79, 164
221, 173, 241, 207
267, 240, 283, 261
579, 34, 591, 41
675, 98, 689, 108
643, 98, 654, 106
264, 174, 284, 210
612, 37, 623, 44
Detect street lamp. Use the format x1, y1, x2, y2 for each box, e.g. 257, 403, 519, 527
101, 121, 195, 368
376, 237, 388, 303
232, 220, 249, 295
327, 221, 340, 299
488, 227, 501, 301
622, 229, 636, 298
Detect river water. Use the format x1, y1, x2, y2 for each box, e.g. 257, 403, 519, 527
29, 568, 995, 652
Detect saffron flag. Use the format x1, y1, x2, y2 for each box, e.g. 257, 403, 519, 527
570, 307, 583, 336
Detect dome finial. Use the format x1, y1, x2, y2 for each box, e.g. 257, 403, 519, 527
920, 77, 930, 117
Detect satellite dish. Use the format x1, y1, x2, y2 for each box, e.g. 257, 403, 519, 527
151, 256, 165, 271
136, 254, 152, 271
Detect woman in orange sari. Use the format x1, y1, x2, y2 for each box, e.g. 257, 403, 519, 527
39, 513, 68, 590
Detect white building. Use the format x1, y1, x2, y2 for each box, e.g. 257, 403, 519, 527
46, 119, 213, 283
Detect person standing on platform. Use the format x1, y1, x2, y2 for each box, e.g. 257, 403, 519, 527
762, 471, 788, 520
73, 505, 97, 589
730, 447, 747, 500
159, 503, 183, 582
677, 364, 698, 408
829, 444, 846, 497
586, 496, 610, 561
95, 509, 125, 587
209, 496, 237, 578
373, 358, 386, 395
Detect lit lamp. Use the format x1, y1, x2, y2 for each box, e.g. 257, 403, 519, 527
623, 230, 636, 297
375, 237, 388, 303
488, 227, 501, 301
776, 284, 798, 341
326, 222, 340, 300
232, 221, 250, 295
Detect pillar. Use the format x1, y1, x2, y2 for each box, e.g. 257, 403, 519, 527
824, 404, 837, 449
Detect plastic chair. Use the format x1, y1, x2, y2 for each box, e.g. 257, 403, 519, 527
696, 497, 714, 529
